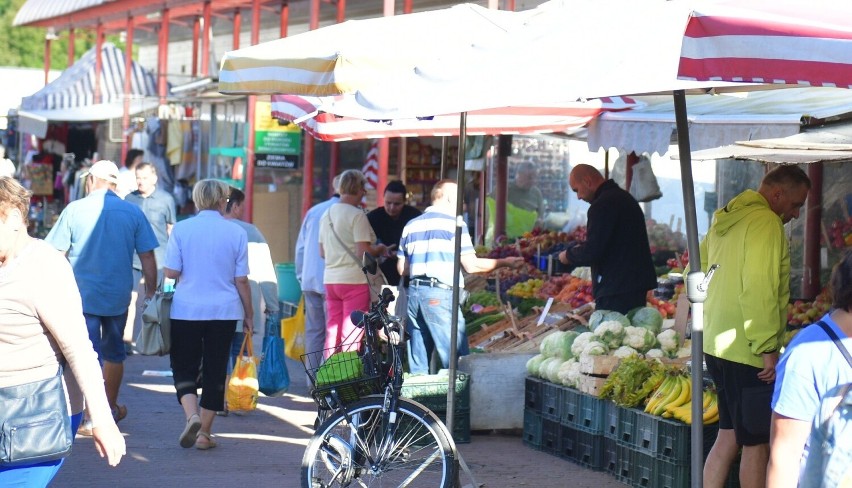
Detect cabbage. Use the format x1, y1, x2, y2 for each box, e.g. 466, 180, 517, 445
588, 310, 607, 331
571, 332, 596, 358
540, 331, 566, 358
545, 358, 566, 383
631, 307, 664, 335
526, 354, 546, 376
538, 357, 560, 381
593, 320, 626, 349
622, 326, 657, 353
555, 331, 580, 360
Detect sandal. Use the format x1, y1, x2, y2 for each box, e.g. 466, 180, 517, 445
179, 414, 202, 448
195, 431, 217, 450
111, 404, 128, 423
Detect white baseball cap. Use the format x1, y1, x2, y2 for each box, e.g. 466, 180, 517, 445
81, 160, 120, 185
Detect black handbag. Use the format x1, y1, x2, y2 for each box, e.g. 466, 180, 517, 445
0, 366, 73, 467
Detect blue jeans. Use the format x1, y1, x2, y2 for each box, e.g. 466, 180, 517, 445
85, 312, 129, 363
406, 285, 468, 374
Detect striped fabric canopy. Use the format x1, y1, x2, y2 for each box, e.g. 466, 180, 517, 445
678, 0, 852, 89
21, 42, 158, 111
270, 94, 639, 141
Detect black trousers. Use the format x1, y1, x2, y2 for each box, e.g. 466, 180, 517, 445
170, 319, 236, 412
595, 291, 648, 315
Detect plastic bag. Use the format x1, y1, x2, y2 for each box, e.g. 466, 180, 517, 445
282, 297, 305, 360
629, 155, 663, 202
136, 290, 173, 356
226, 334, 259, 412
258, 313, 290, 397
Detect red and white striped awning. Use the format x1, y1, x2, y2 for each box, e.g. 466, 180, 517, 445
270, 94, 640, 142
678, 0, 852, 89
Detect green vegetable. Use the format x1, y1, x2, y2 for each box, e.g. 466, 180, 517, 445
600, 356, 665, 407
630, 307, 664, 335
622, 326, 657, 353
465, 312, 505, 335
526, 354, 546, 377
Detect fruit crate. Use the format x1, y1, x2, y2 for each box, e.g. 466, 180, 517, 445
401, 371, 470, 413
614, 443, 636, 485
618, 407, 721, 464
523, 409, 543, 450
560, 424, 605, 470
541, 417, 562, 455
560, 387, 580, 426
616, 406, 640, 447
540, 380, 562, 420
525, 376, 543, 413
603, 437, 618, 476
604, 400, 620, 440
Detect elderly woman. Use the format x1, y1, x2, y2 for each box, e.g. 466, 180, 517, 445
0, 177, 124, 486
164, 179, 252, 450
768, 249, 852, 487
318, 169, 390, 354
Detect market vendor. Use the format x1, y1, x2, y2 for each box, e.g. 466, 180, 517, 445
557, 164, 656, 314
397, 179, 524, 374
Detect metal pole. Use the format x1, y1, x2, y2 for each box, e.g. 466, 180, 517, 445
447, 112, 467, 436
673, 89, 705, 488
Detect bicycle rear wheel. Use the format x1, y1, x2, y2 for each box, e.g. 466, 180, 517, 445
301, 397, 457, 488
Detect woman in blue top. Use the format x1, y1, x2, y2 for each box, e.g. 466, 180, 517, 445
768, 249, 852, 487
164, 179, 252, 450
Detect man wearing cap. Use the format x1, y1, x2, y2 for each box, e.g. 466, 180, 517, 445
46, 160, 158, 434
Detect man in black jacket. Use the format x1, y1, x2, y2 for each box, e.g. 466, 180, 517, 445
557, 164, 656, 314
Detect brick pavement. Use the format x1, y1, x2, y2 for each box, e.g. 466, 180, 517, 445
52, 351, 624, 487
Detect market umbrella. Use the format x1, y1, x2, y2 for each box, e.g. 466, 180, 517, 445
270, 94, 640, 141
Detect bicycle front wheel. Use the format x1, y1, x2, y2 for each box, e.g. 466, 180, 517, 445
301, 397, 457, 488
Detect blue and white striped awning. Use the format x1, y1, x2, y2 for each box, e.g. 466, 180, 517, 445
21, 42, 158, 112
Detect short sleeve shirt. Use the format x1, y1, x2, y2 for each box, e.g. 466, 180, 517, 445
124, 188, 176, 270
318, 203, 376, 284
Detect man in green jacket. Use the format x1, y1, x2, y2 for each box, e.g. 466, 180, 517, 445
700, 164, 811, 488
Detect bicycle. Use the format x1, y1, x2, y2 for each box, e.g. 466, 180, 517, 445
300, 255, 459, 488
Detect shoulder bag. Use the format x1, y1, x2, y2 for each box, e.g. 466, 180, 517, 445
0, 366, 73, 467
137, 287, 174, 356
327, 208, 387, 299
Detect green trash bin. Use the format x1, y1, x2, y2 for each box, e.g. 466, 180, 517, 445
275, 262, 302, 304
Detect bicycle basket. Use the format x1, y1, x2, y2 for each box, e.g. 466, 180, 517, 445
301, 342, 382, 409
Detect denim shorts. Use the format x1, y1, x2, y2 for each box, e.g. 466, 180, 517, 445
85, 313, 129, 363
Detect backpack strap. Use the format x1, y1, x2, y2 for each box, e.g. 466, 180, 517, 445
817, 320, 852, 369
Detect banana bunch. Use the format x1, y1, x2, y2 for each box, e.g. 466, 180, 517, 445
702, 390, 719, 425
644, 371, 690, 417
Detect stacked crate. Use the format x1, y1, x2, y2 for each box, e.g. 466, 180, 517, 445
401, 372, 471, 443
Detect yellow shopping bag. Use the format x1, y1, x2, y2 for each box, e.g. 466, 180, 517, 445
226, 334, 259, 412
281, 297, 306, 360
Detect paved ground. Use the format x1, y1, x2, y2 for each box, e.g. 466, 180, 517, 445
53, 350, 625, 487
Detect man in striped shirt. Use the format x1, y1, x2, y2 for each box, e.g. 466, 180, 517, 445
397, 179, 523, 374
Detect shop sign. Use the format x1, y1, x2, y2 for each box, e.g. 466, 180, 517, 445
254, 100, 301, 155
256, 153, 300, 169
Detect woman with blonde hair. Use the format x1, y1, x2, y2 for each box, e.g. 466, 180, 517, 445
318, 169, 391, 354
164, 178, 252, 450
0, 177, 125, 486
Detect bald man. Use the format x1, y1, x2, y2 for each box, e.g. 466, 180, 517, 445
557, 164, 656, 314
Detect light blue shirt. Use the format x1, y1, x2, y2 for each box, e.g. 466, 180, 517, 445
45, 188, 158, 316
398, 206, 474, 288
165, 210, 249, 320
295, 196, 339, 294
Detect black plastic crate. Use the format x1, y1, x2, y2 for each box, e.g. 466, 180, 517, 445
559, 422, 578, 459
614, 443, 635, 485
575, 391, 606, 434
525, 376, 543, 413
523, 409, 543, 450
604, 401, 620, 440
540, 380, 562, 420
560, 386, 581, 426
655, 456, 690, 488
631, 447, 656, 488
401, 372, 470, 413
428, 408, 471, 444
603, 437, 619, 476
541, 417, 561, 455
571, 426, 605, 470
617, 407, 640, 446
627, 409, 721, 464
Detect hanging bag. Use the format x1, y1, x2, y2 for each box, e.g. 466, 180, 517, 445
629, 155, 663, 203
282, 297, 306, 360
137, 287, 174, 356
0, 366, 73, 467
227, 334, 259, 412
258, 313, 290, 397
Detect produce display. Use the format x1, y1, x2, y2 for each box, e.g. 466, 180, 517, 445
826, 216, 852, 249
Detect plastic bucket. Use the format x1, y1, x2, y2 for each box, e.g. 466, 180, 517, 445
275, 262, 302, 303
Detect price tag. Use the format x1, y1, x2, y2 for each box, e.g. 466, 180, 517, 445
537, 297, 554, 326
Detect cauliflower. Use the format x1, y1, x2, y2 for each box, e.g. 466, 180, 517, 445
612, 345, 639, 359
656, 329, 680, 358
645, 348, 665, 360
622, 326, 658, 353
571, 332, 596, 358
580, 340, 607, 358
593, 320, 626, 349
675, 347, 691, 358
557, 359, 583, 388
